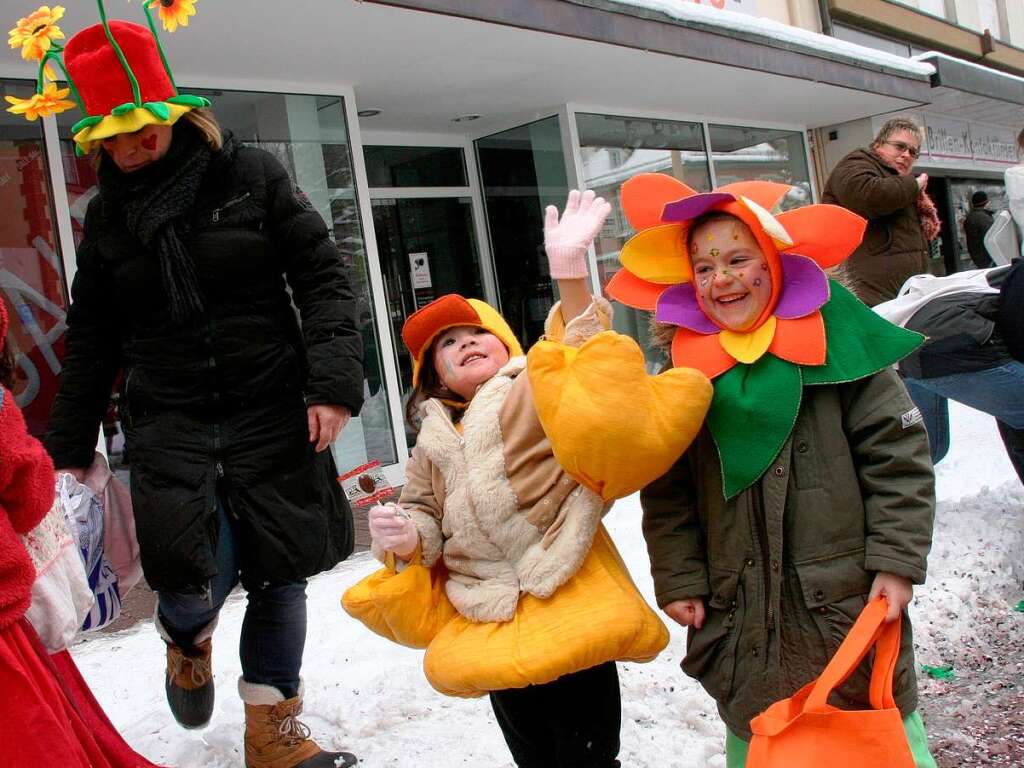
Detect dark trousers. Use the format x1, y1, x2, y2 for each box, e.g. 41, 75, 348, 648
157, 497, 308, 699
489, 661, 621, 768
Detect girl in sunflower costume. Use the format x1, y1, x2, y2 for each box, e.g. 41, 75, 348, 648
9, 3, 362, 766
607, 174, 938, 767
347, 190, 713, 767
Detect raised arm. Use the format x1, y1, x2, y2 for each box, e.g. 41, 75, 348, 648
543, 189, 612, 324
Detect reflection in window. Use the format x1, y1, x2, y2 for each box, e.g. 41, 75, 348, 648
0, 78, 68, 438
56, 90, 397, 472
576, 113, 712, 369
708, 124, 812, 212
364, 146, 468, 188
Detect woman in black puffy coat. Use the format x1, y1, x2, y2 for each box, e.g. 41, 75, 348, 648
45, 109, 362, 767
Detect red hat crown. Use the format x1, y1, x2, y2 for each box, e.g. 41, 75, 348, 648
65, 21, 174, 118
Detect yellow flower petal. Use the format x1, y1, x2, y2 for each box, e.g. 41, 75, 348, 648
718, 316, 777, 365
619, 224, 692, 285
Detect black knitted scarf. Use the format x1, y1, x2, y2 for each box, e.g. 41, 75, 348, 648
98, 122, 218, 325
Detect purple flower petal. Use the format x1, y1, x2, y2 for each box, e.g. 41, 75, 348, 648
775, 253, 830, 319
655, 283, 720, 334
662, 192, 736, 223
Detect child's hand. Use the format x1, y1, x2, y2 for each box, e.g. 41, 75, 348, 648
869, 572, 913, 623
543, 189, 612, 280
663, 598, 705, 629
368, 503, 419, 558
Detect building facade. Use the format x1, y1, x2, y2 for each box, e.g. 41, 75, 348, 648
0, 0, 938, 481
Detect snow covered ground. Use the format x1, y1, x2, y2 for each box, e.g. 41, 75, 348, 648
73, 401, 1023, 767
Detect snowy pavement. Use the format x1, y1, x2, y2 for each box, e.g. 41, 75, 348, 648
72, 401, 1023, 767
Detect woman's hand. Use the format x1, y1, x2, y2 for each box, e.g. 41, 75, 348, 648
543, 189, 612, 280
368, 503, 419, 558
307, 404, 351, 452
869, 571, 914, 623
663, 598, 706, 629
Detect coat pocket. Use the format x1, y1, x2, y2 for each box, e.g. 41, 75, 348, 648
681, 567, 743, 703
794, 549, 874, 705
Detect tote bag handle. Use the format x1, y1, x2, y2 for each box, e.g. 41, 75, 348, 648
804, 597, 901, 714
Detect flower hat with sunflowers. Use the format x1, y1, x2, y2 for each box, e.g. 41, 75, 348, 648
607, 173, 923, 498
6, 1, 207, 155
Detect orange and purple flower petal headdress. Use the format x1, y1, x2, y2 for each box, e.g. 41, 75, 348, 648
607, 173, 923, 497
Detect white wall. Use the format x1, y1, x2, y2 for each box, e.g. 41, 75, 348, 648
820, 118, 874, 171
757, 0, 822, 30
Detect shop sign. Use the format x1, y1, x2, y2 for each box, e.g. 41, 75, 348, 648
683, 0, 759, 17
971, 123, 1017, 164
925, 116, 972, 160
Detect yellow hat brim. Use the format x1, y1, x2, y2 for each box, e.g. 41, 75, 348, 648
73, 102, 194, 153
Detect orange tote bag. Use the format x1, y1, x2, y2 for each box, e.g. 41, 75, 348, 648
747, 597, 914, 768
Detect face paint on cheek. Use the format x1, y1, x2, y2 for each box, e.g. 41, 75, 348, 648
710, 248, 720, 258
140, 133, 157, 151
753, 278, 762, 287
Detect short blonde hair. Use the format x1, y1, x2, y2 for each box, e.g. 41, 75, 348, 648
183, 108, 223, 151
871, 117, 924, 149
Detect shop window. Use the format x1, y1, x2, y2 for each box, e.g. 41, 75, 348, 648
0, 79, 69, 438
575, 112, 712, 369
707, 124, 812, 211
364, 146, 468, 187
56, 90, 397, 474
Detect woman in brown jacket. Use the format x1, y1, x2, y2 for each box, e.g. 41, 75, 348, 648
822, 117, 937, 306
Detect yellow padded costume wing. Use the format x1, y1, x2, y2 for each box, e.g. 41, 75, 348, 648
527, 331, 713, 501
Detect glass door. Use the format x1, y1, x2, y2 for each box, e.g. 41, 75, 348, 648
474, 116, 569, 347
364, 144, 487, 445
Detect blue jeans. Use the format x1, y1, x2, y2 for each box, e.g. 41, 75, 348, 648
903, 361, 1024, 483
156, 498, 308, 699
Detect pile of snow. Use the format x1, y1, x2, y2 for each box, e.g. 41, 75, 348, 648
72, 401, 1021, 767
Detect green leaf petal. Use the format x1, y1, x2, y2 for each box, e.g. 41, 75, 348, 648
708, 355, 802, 499
143, 101, 171, 121
71, 115, 103, 133
802, 281, 924, 386
166, 94, 210, 108
111, 102, 138, 116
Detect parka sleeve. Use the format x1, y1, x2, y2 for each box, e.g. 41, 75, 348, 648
0, 389, 55, 534
44, 201, 122, 470
842, 367, 935, 584
261, 152, 364, 415
828, 157, 920, 219
640, 451, 710, 607
393, 446, 445, 568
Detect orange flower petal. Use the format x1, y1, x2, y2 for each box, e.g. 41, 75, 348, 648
620, 224, 691, 285
621, 172, 697, 230
769, 311, 826, 366
605, 269, 666, 311
671, 326, 737, 380
775, 204, 867, 269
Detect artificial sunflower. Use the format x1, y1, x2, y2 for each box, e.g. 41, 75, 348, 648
5, 80, 76, 120
145, 0, 197, 34
607, 173, 923, 497
8, 4, 64, 62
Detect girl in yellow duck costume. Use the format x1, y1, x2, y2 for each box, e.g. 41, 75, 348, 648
346, 190, 712, 767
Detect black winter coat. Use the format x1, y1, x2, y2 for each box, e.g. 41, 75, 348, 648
45, 132, 364, 592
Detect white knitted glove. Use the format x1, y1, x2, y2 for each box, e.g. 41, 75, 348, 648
544, 189, 612, 280
368, 503, 419, 558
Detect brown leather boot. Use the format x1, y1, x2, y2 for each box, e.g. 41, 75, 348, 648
156, 615, 215, 729
238, 679, 357, 768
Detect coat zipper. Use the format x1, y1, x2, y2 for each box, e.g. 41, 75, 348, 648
212, 192, 251, 223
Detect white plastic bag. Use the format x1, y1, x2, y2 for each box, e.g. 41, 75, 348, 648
983, 209, 1018, 267
20, 494, 93, 652
57, 473, 122, 631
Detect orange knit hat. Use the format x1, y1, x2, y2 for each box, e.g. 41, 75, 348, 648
402, 295, 523, 387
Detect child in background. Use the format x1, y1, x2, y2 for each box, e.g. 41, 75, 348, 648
607, 175, 938, 767
365, 189, 712, 767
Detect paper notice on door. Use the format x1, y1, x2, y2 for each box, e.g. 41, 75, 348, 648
409, 252, 432, 289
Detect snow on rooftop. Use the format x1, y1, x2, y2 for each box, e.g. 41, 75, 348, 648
604, 0, 936, 78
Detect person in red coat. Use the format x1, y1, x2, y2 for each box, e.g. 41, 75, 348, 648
0, 298, 163, 767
